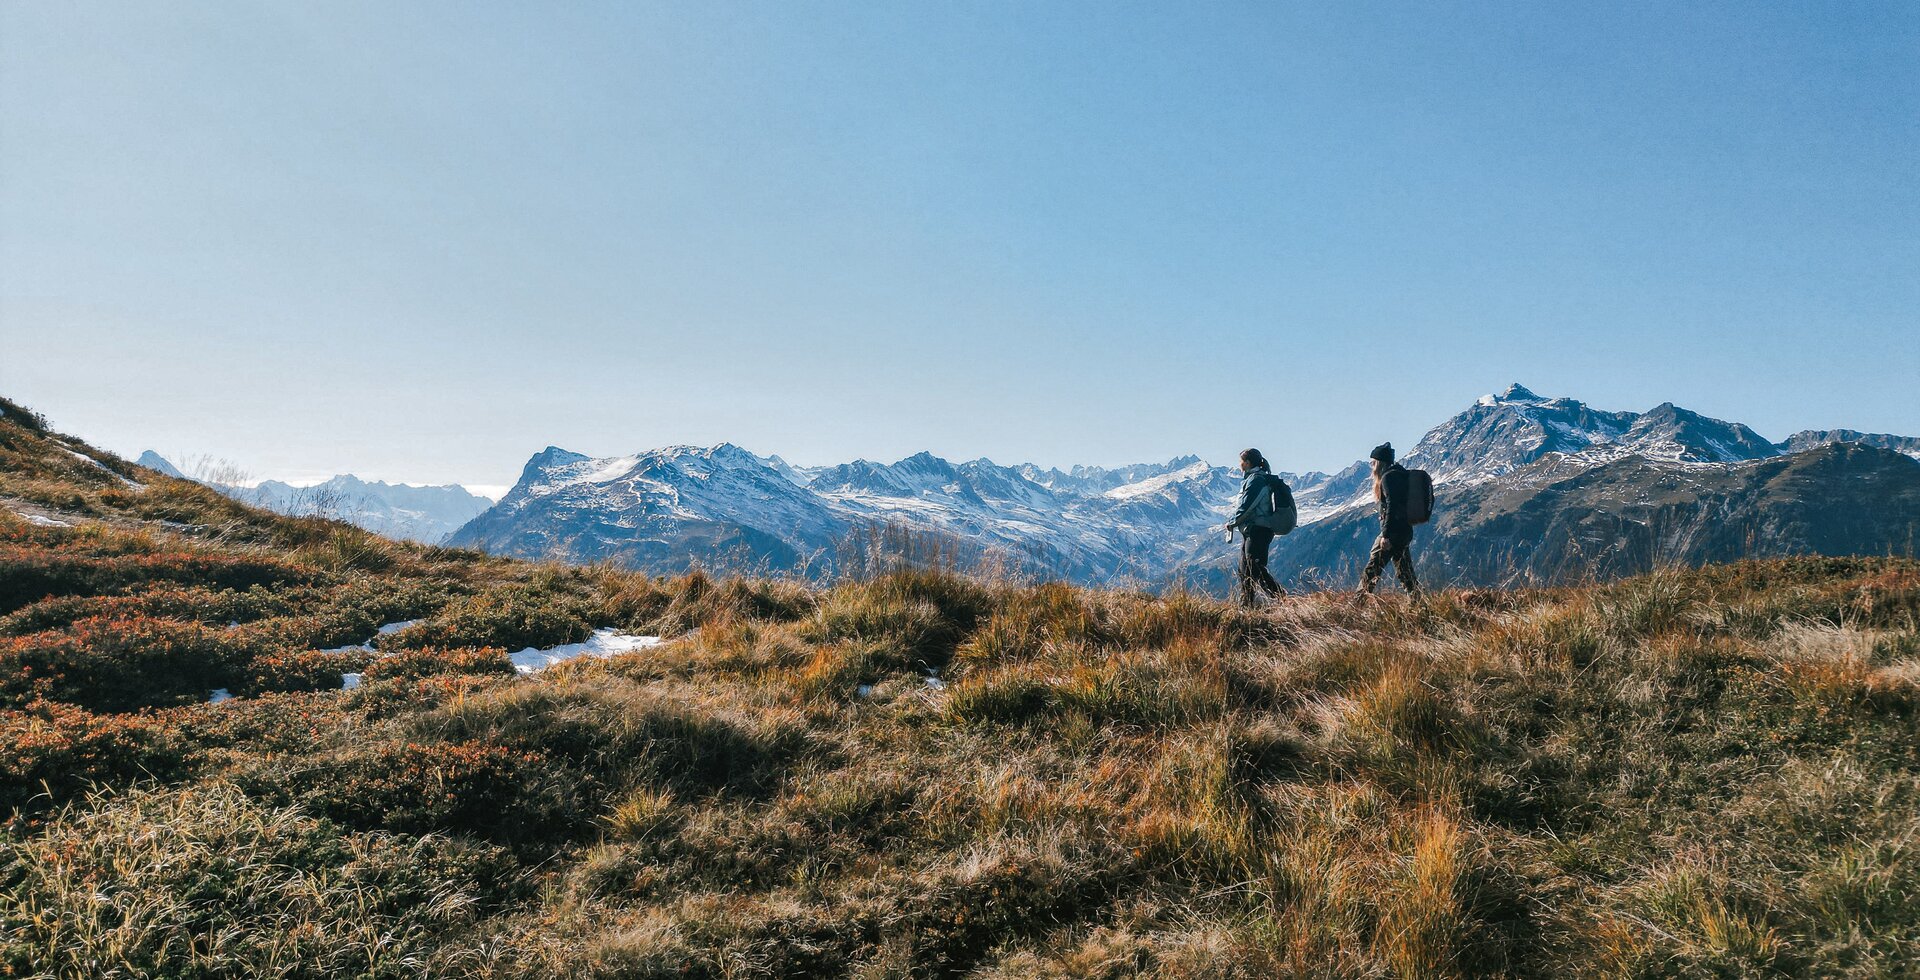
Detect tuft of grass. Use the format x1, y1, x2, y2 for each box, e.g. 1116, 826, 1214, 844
0, 783, 519, 979
386, 583, 592, 652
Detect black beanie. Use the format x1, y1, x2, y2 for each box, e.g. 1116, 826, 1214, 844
1370, 443, 1395, 464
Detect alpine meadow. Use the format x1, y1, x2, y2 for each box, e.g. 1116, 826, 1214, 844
5, 395, 1919, 977
5, 3, 1919, 978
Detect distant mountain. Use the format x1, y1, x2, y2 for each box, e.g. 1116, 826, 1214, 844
447, 444, 1242, 580
1261, 442, 1920, 590
449, 444, 853, 573
443, 384, 1920, 590
135, 450, 186, 478
138, 452, 492, 544
1777, 429, 1920, 459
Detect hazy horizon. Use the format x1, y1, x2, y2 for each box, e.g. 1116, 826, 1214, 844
5, 3, 1916, 487
55, 373, 1920, 498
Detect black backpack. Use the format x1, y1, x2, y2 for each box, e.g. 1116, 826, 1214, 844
1404, 470, 1435, 525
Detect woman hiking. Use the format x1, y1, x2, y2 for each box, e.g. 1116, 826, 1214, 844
1225, 448, 1288, 607
1359, 442, 1422, 596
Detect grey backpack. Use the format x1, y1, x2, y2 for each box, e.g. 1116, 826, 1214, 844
1252, 475, 1298, 535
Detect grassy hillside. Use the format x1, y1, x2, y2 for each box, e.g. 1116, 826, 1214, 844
3, 397, 1918, 978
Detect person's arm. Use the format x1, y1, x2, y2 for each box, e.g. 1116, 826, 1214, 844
1227, 477, 1257, 529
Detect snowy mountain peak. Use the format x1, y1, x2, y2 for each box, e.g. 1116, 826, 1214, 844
705, 443, 769, 469
1619, 404, 1779, 463
895, 450, 954, 475
136, 450, 186, 478
523, 446, 590, 479
1479, 383, 1548, 406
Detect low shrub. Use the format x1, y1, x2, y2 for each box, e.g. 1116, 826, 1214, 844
386, 585, 592, 652
0, 547, 318, 615
0, 584, 301, 636
237, 649, 376, 695
0, 616, 262, 711
360, 646, 516, 684
0, 701, 191, 815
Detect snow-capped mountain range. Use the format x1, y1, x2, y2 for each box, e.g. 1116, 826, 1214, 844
442, 384, 1920, 585
448, 443, 1252, 580
139, 452, 492, 544
134, 386, 1918, 586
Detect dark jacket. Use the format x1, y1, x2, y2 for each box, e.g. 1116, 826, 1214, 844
1376, 464, 1412, 535
1231, 465, 1281, 531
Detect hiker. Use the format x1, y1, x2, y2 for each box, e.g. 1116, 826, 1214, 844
1360, 442, 1421, 595
1225, 448, 1288, 606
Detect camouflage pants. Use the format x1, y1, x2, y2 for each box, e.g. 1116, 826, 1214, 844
1361, 531, 1420, 594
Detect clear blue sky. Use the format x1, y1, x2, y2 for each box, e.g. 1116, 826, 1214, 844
3, 1, 1915, 489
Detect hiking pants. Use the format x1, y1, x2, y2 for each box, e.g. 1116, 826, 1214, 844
1361, 529, 1420, 594
1239, 526, 1285, 606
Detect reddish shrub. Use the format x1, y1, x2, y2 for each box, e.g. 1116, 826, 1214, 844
359, 647, 515, 684
237, 650, 376, 695
0, 548, 319, 615
0, 616, 260, 711
0, 701, 190, 814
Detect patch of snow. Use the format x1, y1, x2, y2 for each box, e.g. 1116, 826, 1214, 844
856, 684, 875, 698
319, 619, 421, 653
508, 628, 663, 673
342, 673, 362, 690
21, 513, 71, 528
58, 446, 143, 490
924, 671, 946, 691
208, 688, 234, 703
1104, 460, 1219, 501
578, 455, 643, 485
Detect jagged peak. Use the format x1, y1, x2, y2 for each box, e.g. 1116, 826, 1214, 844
530, 445, 586, 464
705, 442, 765, 466
1478, 383, 1548, 406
